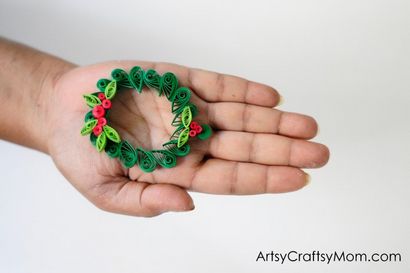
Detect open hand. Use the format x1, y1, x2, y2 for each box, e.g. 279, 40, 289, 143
47, 61, 329, 217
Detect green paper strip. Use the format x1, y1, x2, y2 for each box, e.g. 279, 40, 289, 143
187, 103, 198, 118
105, 141, 120, 158
171, 87, 191, 113
80, 119, 98, 136
119, 141, 137, 168
171, 124, 185, 139
96, 132, 107, 152
96, 79, 111, 92
152, 150, 176, 168
84, 111, 94, 122
159, 72, 178, 98
104, 80, 117, 99
197, 124, 212, 140
103, 125, 121, 143
129, 66, 144, 93
143, 69, 160, 90
83, 94, 101, 108
181, 106, 192, 128
90, 133, 97, 146
136, 148, 157, 173
177, 127, 190, 148
163, 139, 190, 157
111, 68, 132, 88
171, 112, 182, 127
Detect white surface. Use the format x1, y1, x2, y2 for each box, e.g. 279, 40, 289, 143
0, 0, 409, 272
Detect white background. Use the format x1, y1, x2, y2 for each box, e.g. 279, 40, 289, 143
0, 0, 409, 272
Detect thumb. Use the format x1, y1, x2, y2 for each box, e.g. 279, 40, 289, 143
90, 179, 195, 217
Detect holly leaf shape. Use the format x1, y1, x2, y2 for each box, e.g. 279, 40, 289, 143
96, 131, 107, 152
103, 125, 121, 143
181, 106, 192, 129
177, 127, 189, 148
80, 119, 98, 136
104, 80, 117, 99
83, 94, 101, 108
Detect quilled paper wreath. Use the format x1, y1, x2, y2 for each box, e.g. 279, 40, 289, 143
80, 67, 212, 172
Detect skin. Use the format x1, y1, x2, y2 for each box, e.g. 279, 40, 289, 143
0, 38, 329, 217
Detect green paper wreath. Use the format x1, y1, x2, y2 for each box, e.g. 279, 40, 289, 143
80, 67, 212, 172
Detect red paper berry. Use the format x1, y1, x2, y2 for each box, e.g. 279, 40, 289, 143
92, 105, 105, 118
189, 130, 197, 137
97, 117, 107, 126
195, 125, 203, 134
102, 99, 112, 109
190, 121, 199, 130
98, 93, 106, 100
93, 125, 103, 136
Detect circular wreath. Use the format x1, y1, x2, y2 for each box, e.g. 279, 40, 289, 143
80, 67, 212, 172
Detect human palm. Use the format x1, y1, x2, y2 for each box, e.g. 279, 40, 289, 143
47, 61, 329, 217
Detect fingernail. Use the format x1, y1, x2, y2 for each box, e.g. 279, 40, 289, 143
304, 173, 311, 187
172, 204, 195, 213
186, 200, 195, 211
277, 95, 284, 106
180, 204, 195, 213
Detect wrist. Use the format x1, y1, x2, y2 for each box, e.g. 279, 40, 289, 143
33, 60, 75, 153
0, 38, 75, 153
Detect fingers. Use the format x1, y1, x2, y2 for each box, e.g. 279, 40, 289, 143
89, 179, 194, 217
190, 159, 309, 194
208, 131, 329, 168
89, 61, 281, 110
207, 102, 318, 139
99, 61, 281, 107
186, 68, 281, 107
151, 63, 281, 107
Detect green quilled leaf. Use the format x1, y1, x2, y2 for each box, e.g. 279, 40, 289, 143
103, 125, 121, 143
105, 141, 120, 158
120, 141, 138, 168
136, 148, 157, 173
83, 94, 101, 108
177, 127, 189, 148
96, 132, 107, 152
105, 80, 117, 99
181, 106, 192, 128
80, 119, 98, 136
